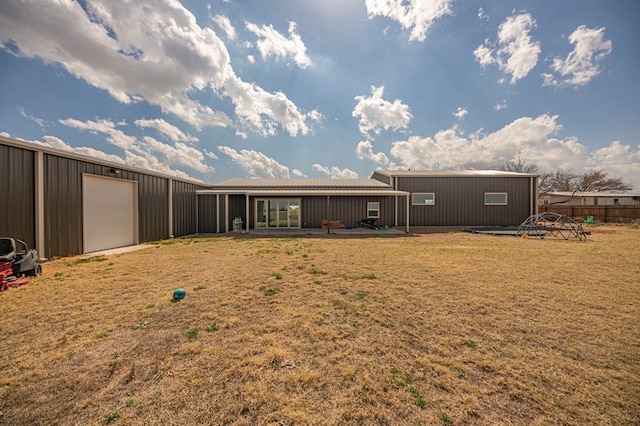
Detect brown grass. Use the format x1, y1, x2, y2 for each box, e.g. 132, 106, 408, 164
0, 226, 638, 425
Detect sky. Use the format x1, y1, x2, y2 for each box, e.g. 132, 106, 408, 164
1, 0, 639, 188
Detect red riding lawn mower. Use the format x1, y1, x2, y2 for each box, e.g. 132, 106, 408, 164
0, 238, 42, 291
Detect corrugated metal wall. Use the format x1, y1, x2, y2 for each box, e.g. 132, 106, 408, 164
326, 196, 395, 228
227, 195, 246, 231
0, 144, 35, 246
172, 180, 200, 237
398, 176, 532, 226
238, 195, 397, 229
197, 194, 219, 233
137, 173, 169, 243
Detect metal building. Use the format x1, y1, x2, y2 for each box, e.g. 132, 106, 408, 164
1, 136, 204, 258
371, 170, 538, 227
196, 178, 411, 233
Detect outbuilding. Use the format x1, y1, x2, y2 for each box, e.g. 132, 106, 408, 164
371, 170, 538, 227
1, 135, 204, 258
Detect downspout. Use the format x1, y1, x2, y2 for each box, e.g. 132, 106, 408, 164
35, 150, 45, 258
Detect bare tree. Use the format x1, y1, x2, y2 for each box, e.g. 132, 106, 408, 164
502, 157, 539, 174
500, 157, 633, 193
576, 169, 633, 192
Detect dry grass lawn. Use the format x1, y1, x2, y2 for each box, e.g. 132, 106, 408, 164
0, 226, 638, 425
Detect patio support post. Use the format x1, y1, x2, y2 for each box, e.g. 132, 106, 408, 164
216, 194, 220, 233
246, 193, 250, 233
406, 194, 410, 233
326, 195, 330, 234
225, 194, 229, 233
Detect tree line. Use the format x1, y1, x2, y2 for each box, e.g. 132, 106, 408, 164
502, 158, 633, 194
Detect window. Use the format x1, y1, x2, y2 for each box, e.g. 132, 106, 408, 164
256, 198, 300, 228
484, 192, 508, 205
412, 193, 435, 205
367, 201, 380, 218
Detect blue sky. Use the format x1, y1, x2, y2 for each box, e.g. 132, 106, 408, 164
1, 0, 638, 188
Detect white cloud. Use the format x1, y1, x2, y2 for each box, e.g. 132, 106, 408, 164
312, 164, 359, 179
365, 0, 454, 42
453, 107, 468, 119
478, 8, 488, 21
19, 108, 45, 129
357, 140, 391, 166
212, 14, 236, 40
587, 141, 640, 189
292, 169, 307, 177
224, 75, 310, 137
542, 26, 612, 87
353, 86, 412, 137
474, 12, 541, 84
245, 21, 312, 68
389, 114, 588, 171
0, 0, 311, 137
59, 118, 212, 175
134, 118, 198, 143
494, 99, 508, 111
217, 146, 290, 178
473, 43, 494, 66
35, 135, 126, 164
142, 136, 211, 173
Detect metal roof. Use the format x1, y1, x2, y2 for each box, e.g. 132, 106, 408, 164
372, 169, 539, 178
1, 135, 205, 186
207, 178, 393, 190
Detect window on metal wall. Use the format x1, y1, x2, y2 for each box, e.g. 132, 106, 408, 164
367, 201, 380, 218
412, 193, 435, 205
484, 192, 508, 205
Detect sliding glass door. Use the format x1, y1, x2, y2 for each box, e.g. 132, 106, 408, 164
256, 199, 300, 228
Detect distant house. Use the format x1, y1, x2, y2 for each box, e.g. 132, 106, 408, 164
541, 192, 640, 206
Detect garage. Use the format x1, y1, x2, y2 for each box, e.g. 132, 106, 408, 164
83, 174, 138, 253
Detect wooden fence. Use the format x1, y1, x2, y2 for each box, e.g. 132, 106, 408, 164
539, 205, 640, 223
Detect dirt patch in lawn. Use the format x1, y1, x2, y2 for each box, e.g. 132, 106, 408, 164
1, 226, 638, 425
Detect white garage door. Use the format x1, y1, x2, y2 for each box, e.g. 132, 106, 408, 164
83, 174, 137, 253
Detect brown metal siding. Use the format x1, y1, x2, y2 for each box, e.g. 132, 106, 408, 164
43, 154, 173, 257
227, 195, 246, 231
300, 196, 326, 228
398, 176, 531, 226
235, 195, 397, 229
137, 173, 169, 243
326, 196, 395, 228
172, 181, 201, 237
0, 145, 35, 246
43, 155, 83, 257
197, 195, 219, 233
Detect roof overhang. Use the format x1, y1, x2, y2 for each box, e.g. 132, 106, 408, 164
197, 189, 410, 196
